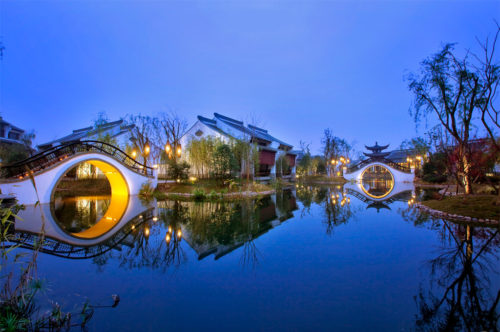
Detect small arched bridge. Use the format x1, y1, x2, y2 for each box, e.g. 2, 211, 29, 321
344, 159, 414, 183
0, 141, 157, 205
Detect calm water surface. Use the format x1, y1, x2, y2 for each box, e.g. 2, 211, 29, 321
10, 183, 500, 331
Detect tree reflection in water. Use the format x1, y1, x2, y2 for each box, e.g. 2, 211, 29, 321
53, 195, 111, 233
296, 184, 356, 236
414, 218, 500, 331
114, 218, 186, 271
28, 190, 298, 271
154, 190, 297, 269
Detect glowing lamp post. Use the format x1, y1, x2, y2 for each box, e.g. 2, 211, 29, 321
143, 142, 150, 174
165, 141, 172, 158
176, 144, 182, 158
165, 140, 182, 161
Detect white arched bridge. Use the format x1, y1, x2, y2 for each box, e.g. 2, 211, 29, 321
0, 141, 157, 205
343, 142, 415, 183
343, 159, 414, 183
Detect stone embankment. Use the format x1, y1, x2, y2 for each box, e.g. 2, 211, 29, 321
414, 203, 499, 226
164, 190, 275, 199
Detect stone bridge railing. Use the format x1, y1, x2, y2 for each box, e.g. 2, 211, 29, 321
0, 140, 154, 179
346, 158, 411, 174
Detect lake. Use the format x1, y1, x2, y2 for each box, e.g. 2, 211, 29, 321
7, 182, 500, 331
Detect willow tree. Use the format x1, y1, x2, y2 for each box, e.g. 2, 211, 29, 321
297, 141, 313, 176
232, 139, 259, 183
186, 136, 217, 178
477, 25, 500, 149
321, 129, 351, 177
408, 42, 496, 194
275, 153, 290, 178
475, 25, 500, 202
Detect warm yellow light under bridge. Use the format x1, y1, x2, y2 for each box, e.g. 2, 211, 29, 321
71, 160, 129, 239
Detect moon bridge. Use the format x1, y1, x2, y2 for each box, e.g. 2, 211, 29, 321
0, 140, 157, 205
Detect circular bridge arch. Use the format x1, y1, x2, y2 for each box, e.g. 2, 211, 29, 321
0, 151, 156, 205
344, 161, 414, 183
359, 164, 395, 199
50, 158, 129, 239
50, 158, 129, 201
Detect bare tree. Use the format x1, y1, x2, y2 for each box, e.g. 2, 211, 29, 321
125, 114, 160, 168
158, 111, 187, 161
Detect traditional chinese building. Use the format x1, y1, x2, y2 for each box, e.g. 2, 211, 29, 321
37, 120, 137, 180
0, 117, 26, 145
37, 119, 135, 151
179, 113, 296, 179
357, 142, 425, 170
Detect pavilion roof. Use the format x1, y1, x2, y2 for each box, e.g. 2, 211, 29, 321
365, 142, 389, 151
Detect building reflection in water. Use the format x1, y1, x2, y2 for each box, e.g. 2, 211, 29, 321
11, 190, 299, 270
158, 190, 298, 264
8, 181, 500, 328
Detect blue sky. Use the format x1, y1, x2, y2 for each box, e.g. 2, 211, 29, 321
0, 0, 498, 154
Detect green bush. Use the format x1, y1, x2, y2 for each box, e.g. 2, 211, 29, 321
166, 159, 190, 180
138, 182, 155, 199
211, 144, 238, 179
208, 190, 219, 201
193, 188, 206, 201
153, 190, 167, 200
422, 174, 448, 183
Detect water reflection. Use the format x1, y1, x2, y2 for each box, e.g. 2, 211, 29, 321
296, 184, 356, 235
414, 219, 500, 330
13, 182, 420, 262
11, 190, 299, 269
6, 180, 500, 330
52, 195, 111, 233
160, 190, 298, 262
344, 180, 414, 213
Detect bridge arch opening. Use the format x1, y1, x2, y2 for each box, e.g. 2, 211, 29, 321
51, 159, 129, 239
360, 165, 395, 199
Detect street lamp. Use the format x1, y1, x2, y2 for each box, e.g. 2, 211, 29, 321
165, 141, 172, 158
176, 144, 182, 158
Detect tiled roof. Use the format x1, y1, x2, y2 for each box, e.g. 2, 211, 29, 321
386, 149, 420, 163
37, 120, 132, 149
211, 113, 293, 148
0, 117, 25, 133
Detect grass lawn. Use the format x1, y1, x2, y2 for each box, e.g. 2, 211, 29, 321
297, 175, 346, 183
421, 195, 500, 220
157, 179, 274, 195
54, 179, 111, 197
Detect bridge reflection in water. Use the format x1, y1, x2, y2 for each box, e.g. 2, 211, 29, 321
6, 179, 500, 330
11, 177, 414, 262
11, 190, 298, 262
